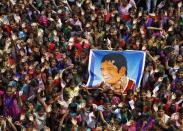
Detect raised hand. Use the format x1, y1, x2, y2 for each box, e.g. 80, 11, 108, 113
6, 116, 12, 123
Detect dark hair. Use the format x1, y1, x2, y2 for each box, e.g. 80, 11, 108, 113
101, 53, 127, 72
159, 83, 166, 90
29, 79, 39, 87
175, 90, 182, 99
127, 89, 133, 96
178, 66, 183, 74
158, 105, 164, 111
69, 103, 78, 113
169, 105, 176, 114
161, 97, 168, 104
179, 108, 183, 113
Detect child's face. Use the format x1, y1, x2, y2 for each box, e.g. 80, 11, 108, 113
178, 71, 183, 79
101, 60, 122, 84
159, 110, 165, 118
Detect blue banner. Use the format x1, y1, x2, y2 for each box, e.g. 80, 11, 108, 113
87, 50, 146, 93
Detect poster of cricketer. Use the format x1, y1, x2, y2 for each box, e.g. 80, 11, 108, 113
87, 50, 146, 93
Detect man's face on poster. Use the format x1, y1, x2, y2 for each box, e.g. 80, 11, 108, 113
101, 60, 126, 84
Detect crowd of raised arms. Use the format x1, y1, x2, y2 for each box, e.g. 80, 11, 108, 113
0, 0, 183, 130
